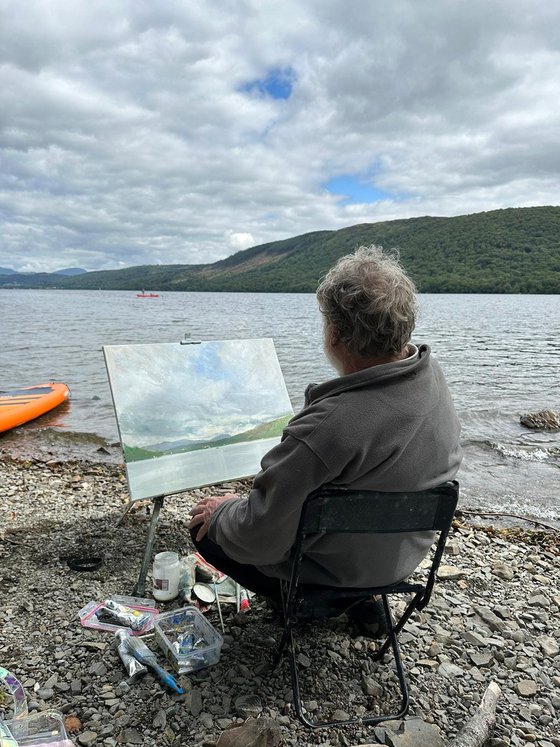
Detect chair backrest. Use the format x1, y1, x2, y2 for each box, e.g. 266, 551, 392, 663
290, 481, 458, 607
300, 482, 458, 537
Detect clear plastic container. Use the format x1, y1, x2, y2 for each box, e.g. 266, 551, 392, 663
77, 595, 158, 635
154, 606, 223, 674
0, 710, 73, 746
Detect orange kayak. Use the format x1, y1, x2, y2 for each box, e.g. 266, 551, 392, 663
0, 382, 70, 433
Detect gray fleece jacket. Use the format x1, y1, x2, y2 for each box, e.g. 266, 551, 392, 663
208, 344, 462, 587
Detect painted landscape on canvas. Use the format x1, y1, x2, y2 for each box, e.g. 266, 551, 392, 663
103, 338, 293, 500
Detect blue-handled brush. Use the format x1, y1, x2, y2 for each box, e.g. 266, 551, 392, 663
124, 635, 184, 695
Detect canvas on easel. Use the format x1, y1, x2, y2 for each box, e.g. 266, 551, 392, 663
103, 338, 294, 501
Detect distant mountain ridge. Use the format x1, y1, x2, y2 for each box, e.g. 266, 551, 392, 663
55, 267, 88, 276
0, 266, 87, 277
1, 207, 558, 293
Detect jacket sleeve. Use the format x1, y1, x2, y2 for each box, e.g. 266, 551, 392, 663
207, 434, 336, 566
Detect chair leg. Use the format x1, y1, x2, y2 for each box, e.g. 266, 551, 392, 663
285, 599, 410, 728
374, 591, 422, 660
376, 594, 409, 720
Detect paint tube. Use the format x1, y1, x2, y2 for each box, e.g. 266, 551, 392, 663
96, 599, 151, 631
239, 588, 250, 611
115, 630, 148, 682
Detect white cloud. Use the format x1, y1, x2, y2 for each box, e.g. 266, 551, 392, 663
227, 231, 255, 251
0, 0, 559, 272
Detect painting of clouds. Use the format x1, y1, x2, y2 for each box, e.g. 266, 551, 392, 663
104, 339, 294, 501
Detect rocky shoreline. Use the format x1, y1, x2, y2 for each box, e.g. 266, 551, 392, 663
1, 457, 558, 747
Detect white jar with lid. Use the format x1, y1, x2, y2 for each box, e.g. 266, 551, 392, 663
152, 551, 180, 601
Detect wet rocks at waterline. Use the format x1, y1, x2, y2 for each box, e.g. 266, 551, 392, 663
520, 409, 560, 431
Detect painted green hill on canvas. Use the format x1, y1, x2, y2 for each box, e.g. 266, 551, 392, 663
124, 413, 292, 463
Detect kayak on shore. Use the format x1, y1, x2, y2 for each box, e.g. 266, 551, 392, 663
0, 382, 70, 433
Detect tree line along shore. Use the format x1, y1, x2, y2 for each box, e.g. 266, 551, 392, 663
1, 206, 559, 294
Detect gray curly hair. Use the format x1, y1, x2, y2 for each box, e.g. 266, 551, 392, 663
316, 245, 417, 357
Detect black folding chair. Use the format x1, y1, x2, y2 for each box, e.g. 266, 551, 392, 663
272, 481, 459, 728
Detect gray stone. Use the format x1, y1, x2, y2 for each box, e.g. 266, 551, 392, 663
215, 718, 283, 747
153, 709, 166, 729
438, 565, 465, 580
235, 694, 263, 719
444, 540, 460, 556
363, 677, 383, 697
528, 594, 549, 608
462, 630, 489, 646
438, 661, 464, 678
78, 732, 98, 746
385, 718, 445, 747
89, 662, 107, 677
492, 605, 511, 620
469, 652, 493, 667
517, 679, 538, 697
428, 641, 443, 656
416, 658, 438, 669
189, 688, 203, 717
71, 679, 82, 695
473, 606, 506, 632
37, 688, 54, 700
492, 563, 514, 580
120, 728, 143, 744
199, 713, 214, 730
43, 673, 58, 689
537, 635, 559, 657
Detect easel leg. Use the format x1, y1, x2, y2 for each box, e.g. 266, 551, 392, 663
131, 495, 164, 597
116, 500, 135, 526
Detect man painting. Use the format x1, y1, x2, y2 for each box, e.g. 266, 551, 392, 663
188, 246, 461, 629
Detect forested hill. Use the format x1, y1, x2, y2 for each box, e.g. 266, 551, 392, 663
4, 206, 560, 293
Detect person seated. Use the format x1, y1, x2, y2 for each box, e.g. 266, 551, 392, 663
188, 245, 462, 629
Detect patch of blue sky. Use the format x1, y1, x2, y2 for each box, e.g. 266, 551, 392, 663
324, 175, 393, 205
193, 341, 231, 382
241, 67, 295, 100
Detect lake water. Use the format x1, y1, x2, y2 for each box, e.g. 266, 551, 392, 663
1, 289, 558, 526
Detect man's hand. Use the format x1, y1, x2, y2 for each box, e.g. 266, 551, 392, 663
188, 492, 238, 542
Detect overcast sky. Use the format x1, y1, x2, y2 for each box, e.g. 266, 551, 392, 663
1, 1, 559, 273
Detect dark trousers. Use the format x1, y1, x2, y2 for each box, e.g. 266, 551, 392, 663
190, 529, 282, 600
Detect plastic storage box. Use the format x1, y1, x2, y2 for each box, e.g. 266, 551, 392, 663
0, 710, 74, 746
154, 606, 223, 674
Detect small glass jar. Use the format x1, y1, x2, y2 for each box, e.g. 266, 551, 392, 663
152, 551, 180, 601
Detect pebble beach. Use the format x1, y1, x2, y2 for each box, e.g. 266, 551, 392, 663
1, 456, 559, 747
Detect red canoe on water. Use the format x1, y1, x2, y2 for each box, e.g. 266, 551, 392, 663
136, 292, 160, 298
